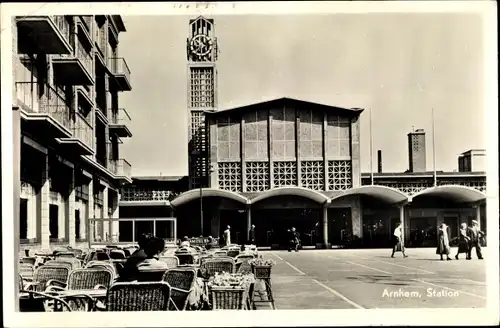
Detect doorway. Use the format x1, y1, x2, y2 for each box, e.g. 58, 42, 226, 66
49, 204, 59, 239
75, 209, 81, 240
20, 198, 28, 239
409, 217, 437, 247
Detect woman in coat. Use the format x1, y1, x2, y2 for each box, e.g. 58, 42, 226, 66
455, 223, 470, 260
436, 223, 452, 261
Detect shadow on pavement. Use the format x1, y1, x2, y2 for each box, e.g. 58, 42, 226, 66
346, 275, 413, 286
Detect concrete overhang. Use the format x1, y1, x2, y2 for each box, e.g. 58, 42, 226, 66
250, 186, 330, 205
410, 185, 486, 204
170, 188, 250, 208
330, 185, 410, 204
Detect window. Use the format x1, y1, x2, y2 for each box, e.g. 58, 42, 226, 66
326, 114, 351, 157
20, 199, 28, 239
271, 107, 296, 159
189, 67, 214, 108
49, 204, 59, 239
273, 161, 297, 187
299, 109, 323, 158
217, 117, 240, 160
218, 162, 242, 192
244, 110, 268, 160
246, 162, 270, 192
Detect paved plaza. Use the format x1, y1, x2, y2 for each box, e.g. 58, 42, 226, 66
259, 248, 488, 309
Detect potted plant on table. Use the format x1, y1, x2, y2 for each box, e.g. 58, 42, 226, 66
207, 272, 255, 310
249, 258, 276, 279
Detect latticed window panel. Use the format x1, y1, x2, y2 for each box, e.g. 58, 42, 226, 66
245, 162, 270, 192
301, 161, 325, 191
376, 182, 433, 196
437, 180, 486, 193
218, 162, 242, 192
271, 108, 296, 159
189, 67, 214, 108
327, 160, 352, 190
273, 161, 297, 188
217, 117, 241, 160
326, 114, 351, 157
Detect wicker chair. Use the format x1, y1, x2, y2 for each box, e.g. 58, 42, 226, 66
136, 267, 169, 282
201, 258, 235, 277
19, 263, 35, 281
106, 281, 172, 311
109, 250, 126, 260
54, 252, 76, 258
227, 249, 240, 258
162, 269, 197, 311
19, 290, 73, 312
66, 268, 114, 290
46, 258, 82, 270
211, 287, 247, 310
85, 261, 117, 279
214, 250, 228, 257
29, 265, 71, 292
20, 257, 37, 266
176, 253, 196, 265
159, 256, 179, 268
235, 255, 254, 274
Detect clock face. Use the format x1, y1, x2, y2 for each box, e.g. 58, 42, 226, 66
190, 34, 213, 57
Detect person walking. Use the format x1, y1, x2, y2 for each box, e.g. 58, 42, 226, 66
436, 223, 452, 261
466, 220, 484, 260
248, 224, 256, 245
391, 222, 408, 258
288, 227, 300, 252
455, 223, 470, 260
223, 225, 231, 246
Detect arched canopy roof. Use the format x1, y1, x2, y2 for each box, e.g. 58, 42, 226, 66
170, 188, 249, 208
250, 186, 330, 205
330, 185, 409, 204
410, 185, 486, 204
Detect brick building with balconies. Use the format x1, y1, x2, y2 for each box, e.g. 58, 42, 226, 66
13, 15, 133, 253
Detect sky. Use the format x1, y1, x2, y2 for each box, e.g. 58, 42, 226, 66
118, 13, 485, 177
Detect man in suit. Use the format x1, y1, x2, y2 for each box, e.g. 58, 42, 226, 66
248, 224, 256, 245
466, 220, 484, 260
288, 227, 300, 252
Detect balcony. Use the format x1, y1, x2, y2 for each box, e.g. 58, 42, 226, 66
16, 16, 72, 54
15, 81, 72, 138
121, 187, 178, 202
108, 58, 132, 91
110, 159, 132, 183
94, 24, 107, 67
52, 39, 94, 86
56, 111, 94, 156
108, 108, 132, 138
95, 101, 108, 124
77, 17, 93, 50
76, 86, 94, 111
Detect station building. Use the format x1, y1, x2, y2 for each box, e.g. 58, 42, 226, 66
117, 16, 487, 249
13, 15, 133, 253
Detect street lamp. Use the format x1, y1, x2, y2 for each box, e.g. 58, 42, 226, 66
200, 164, 215, 236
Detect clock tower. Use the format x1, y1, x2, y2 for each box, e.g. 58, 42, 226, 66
186, 16, 219, 189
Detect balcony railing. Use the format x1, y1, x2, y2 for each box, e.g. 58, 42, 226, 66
76, 39, 93, 74
80, 16, 92, 31
110, 159, 131, 179
16, 81, 71, 131
50, 16, 71, 46
121, 188, 179, 202
73, 111, 93, 150
110, 108, 131, 125
108, 58, 131, 80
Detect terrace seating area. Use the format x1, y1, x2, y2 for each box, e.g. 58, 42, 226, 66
18, 240, 276, 311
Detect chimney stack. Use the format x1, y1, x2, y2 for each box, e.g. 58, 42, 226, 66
377, 150, 382, 173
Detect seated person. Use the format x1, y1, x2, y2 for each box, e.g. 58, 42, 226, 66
180, 236, 191, 248
119, 233, 151, 281
138, 237, 168, 269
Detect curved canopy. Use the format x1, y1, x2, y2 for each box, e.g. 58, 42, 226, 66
170, 188, 250, 208
330, 185, 409, 204
250, 186, 330, 205
410, 185, 486, 204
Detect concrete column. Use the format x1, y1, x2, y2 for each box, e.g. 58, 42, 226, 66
40, 153, 50, 251
67, 168, 76, 247
295, 107, 302, 187
351, 196, 362, 238
246, 205, 251, 241
24, 183, 38, 240
350, 116, 361, 188
399, 204, 406, 246
475, 204, 481, 230
268, 108, 274, 188
322, 112, 328, 190
79, 200, 87, 240
322, 204, 329, 248
57, 192, 66, 240
241, 117, 247, 192
87, 180, 94, 243
111, 191, 120, 242
102, 186, 109, 242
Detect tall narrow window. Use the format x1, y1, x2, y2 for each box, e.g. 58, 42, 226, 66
20, 199, 28, 239
49, 204, 59, 239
